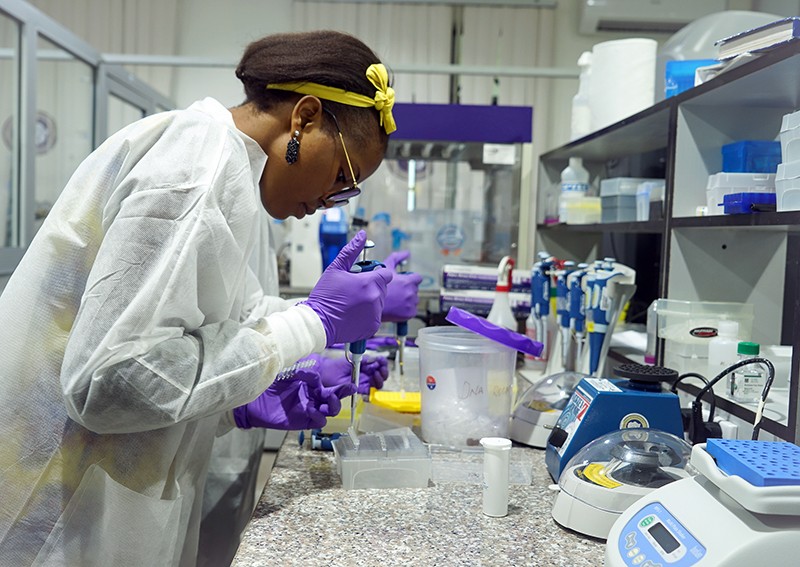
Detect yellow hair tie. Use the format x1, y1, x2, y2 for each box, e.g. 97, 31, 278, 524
267, 63, 396, 134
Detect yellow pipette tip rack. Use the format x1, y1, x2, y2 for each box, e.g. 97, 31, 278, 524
369, 388, 421, 413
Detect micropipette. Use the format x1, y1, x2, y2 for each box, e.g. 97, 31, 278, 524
346, 240, 385, 445
567, 264, 589, 372
555, 261, 576, 370
395, 260, 409, 377
532, 253, 554, 364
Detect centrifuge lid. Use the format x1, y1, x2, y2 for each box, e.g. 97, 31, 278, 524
559, 428, 695, 492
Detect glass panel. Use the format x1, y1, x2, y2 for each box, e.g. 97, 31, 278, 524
359, 141, 521, 291
107, 94, 144, 139
0, 15, 19, 247
35, 35, 93, 232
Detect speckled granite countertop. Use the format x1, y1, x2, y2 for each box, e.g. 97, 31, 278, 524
232, 434, 605, 567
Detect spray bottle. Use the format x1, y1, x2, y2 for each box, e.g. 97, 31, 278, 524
487, 256, 517, 331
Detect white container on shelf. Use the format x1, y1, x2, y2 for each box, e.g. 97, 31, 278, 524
655, 299, 755, 375
565, 196, 601, 224
780, 108, 800, 163
705, 172, 776, 216
636, 180, 666, 221
707, 320, 740, 396
776, 159, 800, 212
558, 158, 590, 223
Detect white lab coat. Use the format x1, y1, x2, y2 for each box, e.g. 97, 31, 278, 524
0, 97, 325, 566
197, 209, 283, 567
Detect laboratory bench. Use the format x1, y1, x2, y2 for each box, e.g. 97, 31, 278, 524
231, 432, 606, 567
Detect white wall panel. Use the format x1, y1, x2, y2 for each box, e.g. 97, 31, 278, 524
29, 0, 178, 97
292, 2, 452, 103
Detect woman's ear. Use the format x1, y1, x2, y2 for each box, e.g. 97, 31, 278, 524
292, 95, 324, 133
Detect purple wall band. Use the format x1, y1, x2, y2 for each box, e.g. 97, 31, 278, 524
392, 103, 533, 143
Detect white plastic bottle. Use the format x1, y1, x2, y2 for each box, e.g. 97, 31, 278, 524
557, 157, 590, 224
707, 320, 740, 394
480, 437, 511, 517
570, 51, 593, 141
487, 256, 517, 331
730, 341, 766, 403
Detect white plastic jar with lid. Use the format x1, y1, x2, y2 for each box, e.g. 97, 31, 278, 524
707, 320, 740, 395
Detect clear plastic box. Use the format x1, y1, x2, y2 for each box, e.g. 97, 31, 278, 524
705, 172, 775, 216
601, 194, 637, 223
636, 180, 665, 221
332, 427, 431, 490
600, 177, 662, 197
656, 299, 755, 375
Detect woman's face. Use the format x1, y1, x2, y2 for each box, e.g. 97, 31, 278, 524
259, 115, 385, 220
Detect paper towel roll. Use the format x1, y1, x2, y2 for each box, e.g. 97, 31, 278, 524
589, 38, 657, 133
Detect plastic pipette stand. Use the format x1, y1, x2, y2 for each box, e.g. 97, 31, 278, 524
331, 426, 431, 489
346, 242, 384, 445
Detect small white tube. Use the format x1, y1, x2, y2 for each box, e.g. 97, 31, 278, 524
480, 437, 512, 517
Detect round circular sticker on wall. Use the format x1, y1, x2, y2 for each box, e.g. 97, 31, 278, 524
2, 111, 57, 155
425, 375, 436, 390
436, 223, 465, 255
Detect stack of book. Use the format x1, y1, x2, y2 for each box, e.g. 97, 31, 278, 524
715, 16, 800, 60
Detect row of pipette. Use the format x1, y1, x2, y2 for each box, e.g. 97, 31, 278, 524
526, 252, 636, 377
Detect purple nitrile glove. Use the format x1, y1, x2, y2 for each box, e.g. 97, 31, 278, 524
232, 367, 356, 430
381, 250, 423, 323
329, 336, 399, 351
300, 230, 394, 347
304, 353, 389, 395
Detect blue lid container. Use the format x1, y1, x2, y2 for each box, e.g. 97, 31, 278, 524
722, 140, 782, 173
723, 191, 776, 214
664, 59, 717, 98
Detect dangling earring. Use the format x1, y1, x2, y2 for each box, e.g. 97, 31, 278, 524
285, 130, 300, 164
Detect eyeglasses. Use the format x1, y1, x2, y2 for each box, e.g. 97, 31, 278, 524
319, 109, 361, 209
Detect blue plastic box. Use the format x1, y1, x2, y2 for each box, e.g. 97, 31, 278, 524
664, 59, 717, 98
722, 192, 776, 214
722, 140, 782, 173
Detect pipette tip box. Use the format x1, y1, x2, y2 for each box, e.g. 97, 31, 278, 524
332, 427, 431, 490
707, 439, 800, 487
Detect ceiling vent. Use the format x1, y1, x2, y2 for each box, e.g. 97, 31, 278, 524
579, 0, 727, 35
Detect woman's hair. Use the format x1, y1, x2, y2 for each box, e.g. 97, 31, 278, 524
236, 30, 390, 151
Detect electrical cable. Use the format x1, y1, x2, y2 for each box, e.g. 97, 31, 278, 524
690, 357, 775, 442
671, 372, 715, 418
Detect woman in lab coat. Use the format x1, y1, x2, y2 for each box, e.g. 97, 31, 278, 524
0, 30, 398, 567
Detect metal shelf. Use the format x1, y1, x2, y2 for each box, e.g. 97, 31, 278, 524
538, 220, 665, 234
